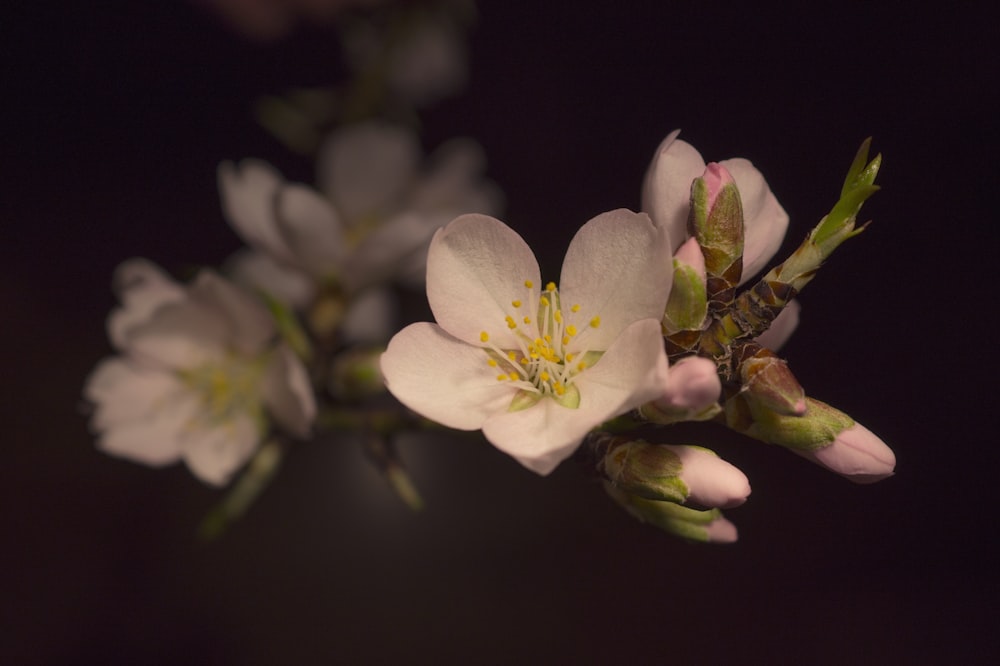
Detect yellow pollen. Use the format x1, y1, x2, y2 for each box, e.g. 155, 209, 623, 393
562, 336, 570, 345
508, 371, 519, 380
540, 371, 550, 382
523, 316, 531, 324
524, 280, 534, 288
520, 357, 528, 365
480, 331, 489, 342
544, 334, 552, 343
497, 374, 507, 381
554, 310, 563, 323
540, 296, 550, 307
577, 361, 587, 371
512, 300, 522, 308
571, 304, 581, 312
566, 325, 578, 337
488, 359, 498, 367
505, 316, 517, 329
554, 382, 565, 395
590, 316, 601, 328
566, 353, 575, 362
545, 282, 557, 292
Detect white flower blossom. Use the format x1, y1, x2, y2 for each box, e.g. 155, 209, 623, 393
85, 260, 316, 486
380, 210, 673, 475
219, 122, 501, 339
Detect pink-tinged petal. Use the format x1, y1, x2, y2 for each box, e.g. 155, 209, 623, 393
720, 158, 789, 283
381, 322, 518, 430
559, 209, 673, 350
573, 320, 671, 418
189, 271, 275, 355
126, 298, 229, 369
482, 398, 597, 476
666, 445, 751, 509
108, 259, 185, 350
274, 183, 347, 278
218, 160, 298, 265
673, 237, 706, 275
795, 421, 896, 484
85, 357, 185, 431
425, 214, 540, 347
345, 211, 440, 291
317, 122, 420, 224
640, 130, 707, 251
341, 287, 396, 343
96, 387, 200, 468
225, 249, 317, 310
261, 345, 316, 438
704, 515, 739, 543
654, 356, 721, 412
754, 300, 801, 351
179, 413, 260, 486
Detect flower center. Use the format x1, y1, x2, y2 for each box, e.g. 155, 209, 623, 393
479, 279, 602, 409
178, 353, 267, 427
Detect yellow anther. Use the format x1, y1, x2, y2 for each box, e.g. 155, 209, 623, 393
540, 296, 550, 307
512, 300, 522, 308
534, 338, 543, 346
524, 280, 534, 288
505, 316, 517, 329
519, 357, 529, 365
508, 371, 519, 381
488, 359, 498, 367
566, 325, 578, 337
497, 374, 508, 381
545, 282, 557, 292
554, 382, 565, 395
590, 316, 601, 328
507, 351, 517, 360
480, 331, 489, 342
562, 336, 570, 346
571, 304, 581, 313
530, 352, 539, 360
523, 316, 531, 324
554, 310, 563, 323
540, 371, 550, 382
577, 361, 587, 371
544, 334, 552, 343
566, 353, 575, 362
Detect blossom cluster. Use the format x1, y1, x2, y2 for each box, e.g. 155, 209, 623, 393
84, 3, 895, 543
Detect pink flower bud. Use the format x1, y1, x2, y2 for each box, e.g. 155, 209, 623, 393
703, 515, 739, 544
795, 421, 896, 484
702, 162, 736, 212
667, 445, 751, 508
653, 356, 721, 413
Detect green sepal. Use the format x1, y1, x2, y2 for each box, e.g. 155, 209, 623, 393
727, 395, 855, 452
261, 291, 312, 362
663, 259, 708, 333
601, 439, 689, 503
605, 482, 722, 542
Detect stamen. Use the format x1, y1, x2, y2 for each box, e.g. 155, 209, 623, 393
590, 316, 601, 328
480, 331, 489, 343
524, 280, 534, 288
512, 300, 522, 308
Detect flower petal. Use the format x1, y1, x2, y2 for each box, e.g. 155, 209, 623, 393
126, 297, 229, 369
107, 259, 186, 350
754, 300, 800, 351
218, 160, 297, 264
484, 319, 669, 476
341, 287, 396, 343
344, 211, 440, 292
225, 248, 317, 310
640, 130, 706, 251
189, 271, 275, 356
261, 344, 316, 438
425, 214, 540, 347
655, 356, 721, 412
274, 183, 347, 278
85, 357, 185, 431
720, 158, 789, 283
380, 322, 518, 429
179, 413, 260, 486
559, 209, 672, 349
317, 122, 420, 224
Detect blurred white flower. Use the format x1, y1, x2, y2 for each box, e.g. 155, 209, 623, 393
85, 260, 315, 486
219, 122, 502, 339
381, 210, 673, 475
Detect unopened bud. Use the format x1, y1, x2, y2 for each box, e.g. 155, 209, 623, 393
663, 237, 708, 334
727, 395, 895, 483
598, 437, 749, 508
639, 356, 721, 423
738, 344, 806, 416
689, 162, 744, 302
604, 482, 738, 543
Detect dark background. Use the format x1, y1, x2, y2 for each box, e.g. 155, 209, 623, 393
3, 1, 996, 663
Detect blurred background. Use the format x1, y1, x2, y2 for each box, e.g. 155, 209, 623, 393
3, 1, 996, 663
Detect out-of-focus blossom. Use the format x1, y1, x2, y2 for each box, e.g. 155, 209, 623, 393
380, 211, 673, 475
85, 260, 315, 486
197, 0, 382, 42
219, 122, 502, 336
